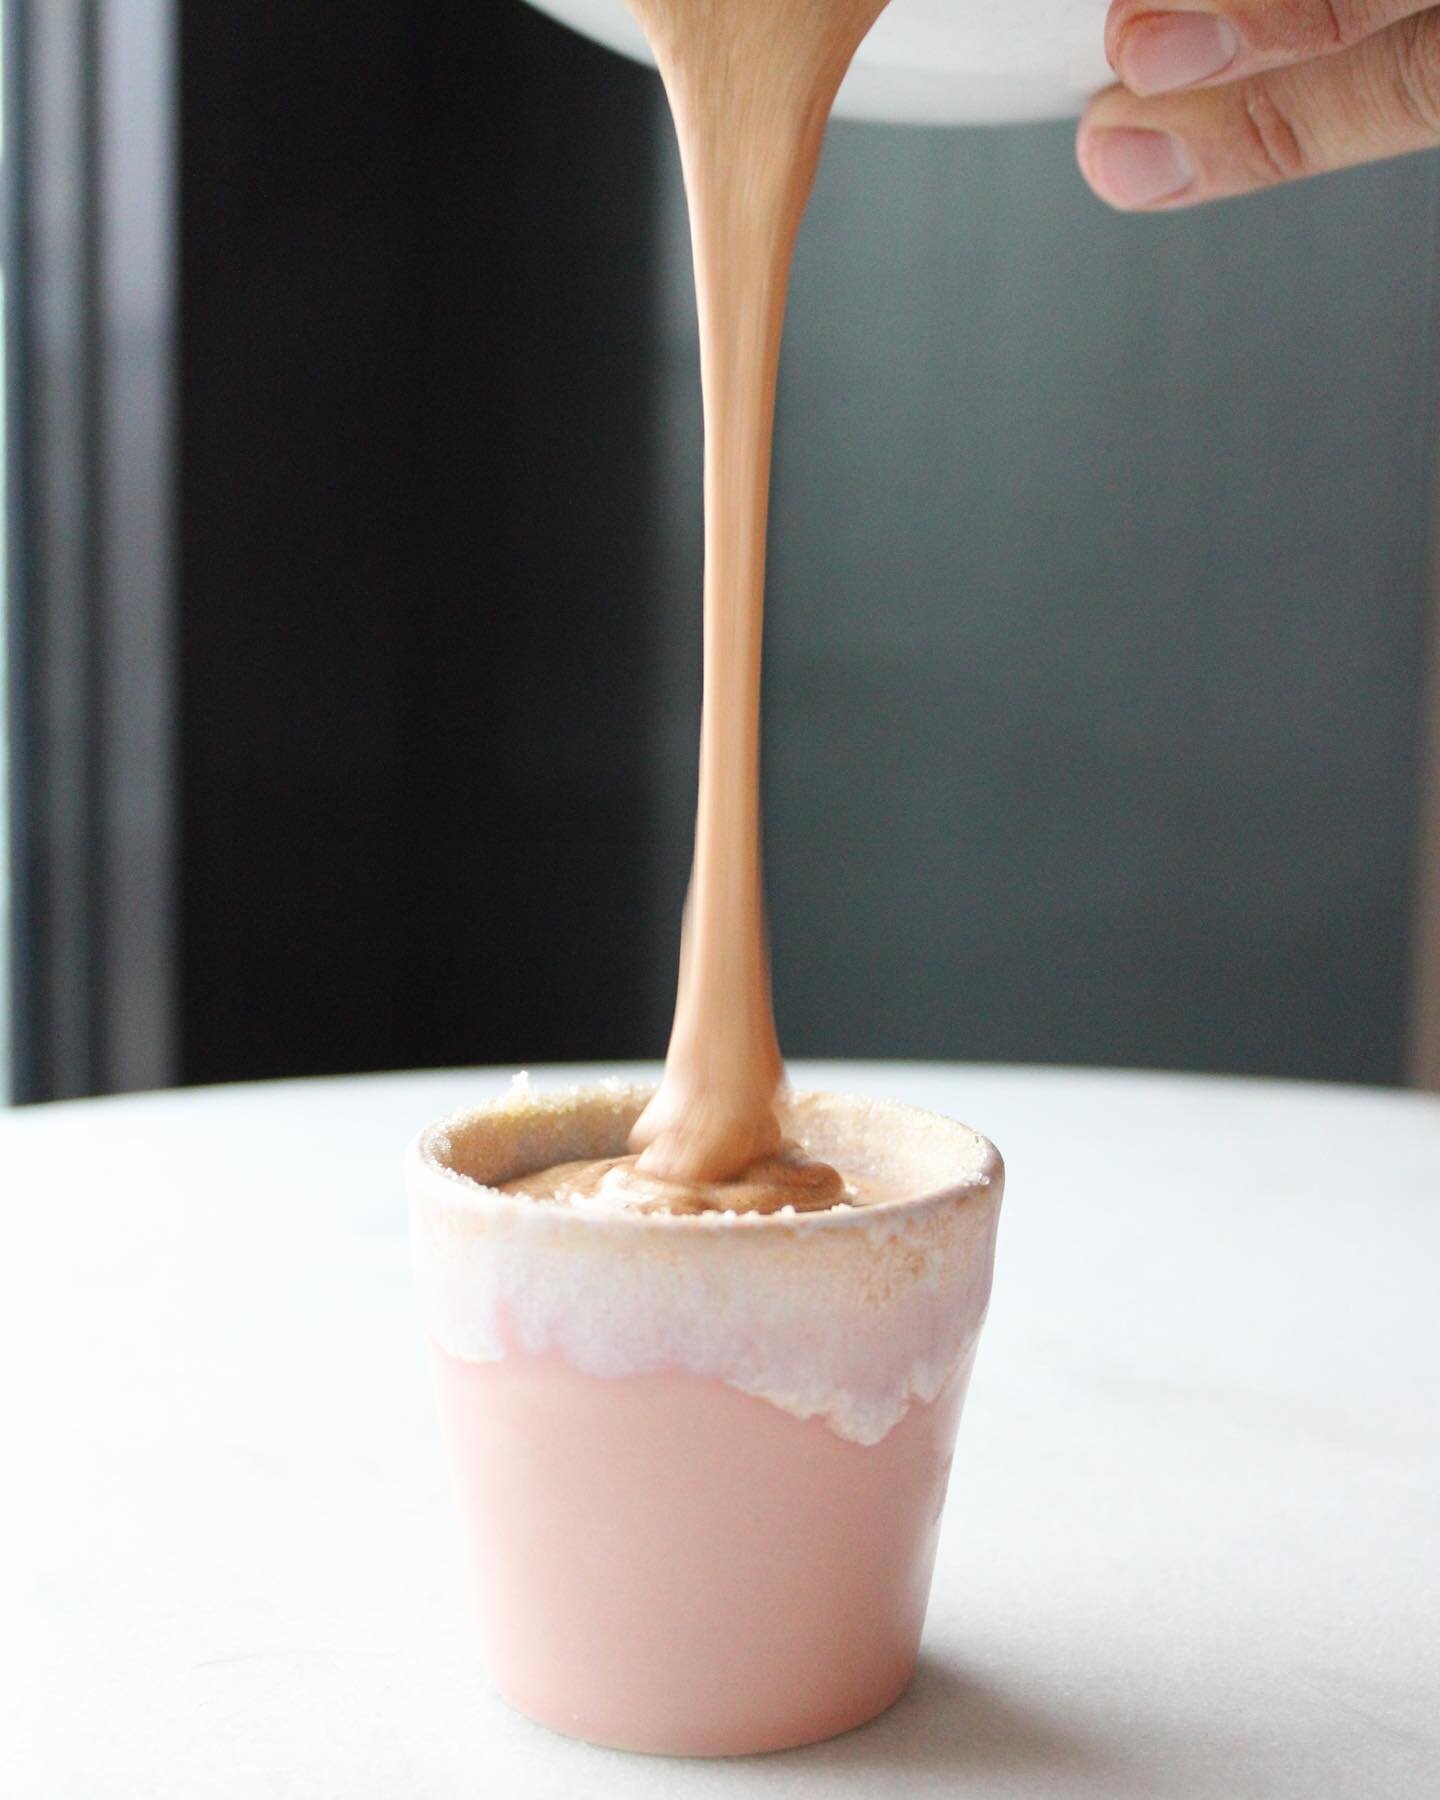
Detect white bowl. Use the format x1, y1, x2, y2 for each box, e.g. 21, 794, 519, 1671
523, 0, 1113, 124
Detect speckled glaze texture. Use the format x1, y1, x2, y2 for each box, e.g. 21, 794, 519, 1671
408, 1079, 1004, 1444
408, 1081, 1002, 1754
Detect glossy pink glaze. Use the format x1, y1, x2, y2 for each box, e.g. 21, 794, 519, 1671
431, 1343, 974, 1756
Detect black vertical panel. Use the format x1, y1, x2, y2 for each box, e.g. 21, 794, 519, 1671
404, 5, 661, 1071
178, 2, 658, 1083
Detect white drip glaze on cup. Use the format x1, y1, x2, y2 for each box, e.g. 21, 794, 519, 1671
408, 1079, 1003, 1445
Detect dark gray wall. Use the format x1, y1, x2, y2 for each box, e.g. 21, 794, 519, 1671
176, 2, 662, 1087
29, 0, 1431, 1096
647, 121, 1440, 1084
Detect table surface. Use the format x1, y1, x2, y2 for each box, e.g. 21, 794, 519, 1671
2, 1061, 1438, 1799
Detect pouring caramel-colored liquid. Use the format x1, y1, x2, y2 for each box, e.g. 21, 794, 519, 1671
509, 0, 893, 1215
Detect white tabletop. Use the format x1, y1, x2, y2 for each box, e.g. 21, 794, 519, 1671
2, 1062, 1437, 1799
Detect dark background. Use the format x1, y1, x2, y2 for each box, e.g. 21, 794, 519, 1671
10, 0, 1439, 1099
179, 3, 662, 1083
180, 1, 1440, 1090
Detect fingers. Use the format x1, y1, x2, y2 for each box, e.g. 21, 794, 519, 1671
1078, 10, 1440, 207
1106, 0, 1432, 96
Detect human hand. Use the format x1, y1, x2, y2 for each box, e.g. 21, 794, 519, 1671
1077, 1, 1440, 208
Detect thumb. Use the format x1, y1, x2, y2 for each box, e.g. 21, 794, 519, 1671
1078, 11, 1440, 208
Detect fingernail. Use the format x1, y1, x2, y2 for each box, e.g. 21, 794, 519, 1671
1118, 12, 1239, 95
1082, 127, 1196, 207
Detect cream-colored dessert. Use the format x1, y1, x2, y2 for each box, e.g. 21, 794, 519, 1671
497, 1137, 912, 1215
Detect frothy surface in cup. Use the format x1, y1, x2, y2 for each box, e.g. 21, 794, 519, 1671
497, 1142, 909, 1215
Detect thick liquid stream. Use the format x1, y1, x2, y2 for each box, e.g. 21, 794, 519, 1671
623, 0, 892, 1203
510, 0, 891, 1214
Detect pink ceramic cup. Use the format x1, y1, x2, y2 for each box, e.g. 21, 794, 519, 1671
407, 1080, 1003, 1757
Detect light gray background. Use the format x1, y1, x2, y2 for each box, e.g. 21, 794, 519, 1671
9, 1065, 1438, 1797
644, 119, 1440, 1085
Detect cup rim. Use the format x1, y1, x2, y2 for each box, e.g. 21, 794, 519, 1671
406, 1077, 1003, 1236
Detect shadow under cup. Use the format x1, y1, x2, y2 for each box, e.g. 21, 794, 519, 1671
407, 1084, 1003, 1757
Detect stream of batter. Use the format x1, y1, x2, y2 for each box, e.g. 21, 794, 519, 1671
507, 0, 893, 1216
